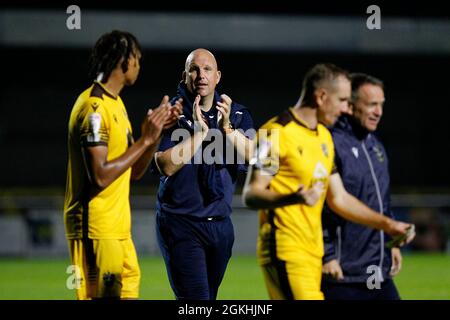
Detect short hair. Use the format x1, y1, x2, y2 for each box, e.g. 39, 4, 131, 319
350, 73, 384, 102
300, 63, 350, 106
184, 48, 218, 71
88, 30, 142, 83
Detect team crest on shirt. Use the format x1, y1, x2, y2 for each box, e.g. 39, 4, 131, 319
321, 143, 329, 158
373, 145, 385, 162
297, 146, 303, 156
113, 114, 118, 123
351, 147, 359, 158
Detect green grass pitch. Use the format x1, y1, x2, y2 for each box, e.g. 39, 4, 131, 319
0, 253, 449, 299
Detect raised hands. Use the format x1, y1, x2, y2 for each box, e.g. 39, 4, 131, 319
141, 95, 171, 146
141, 96, 185, 145
193, 94, 209, 135
216, 94, 232, 130
163, 97, 183, 130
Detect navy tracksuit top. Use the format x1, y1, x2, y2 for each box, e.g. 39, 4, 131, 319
153, 83, 255, 218
322, 115, 396, 283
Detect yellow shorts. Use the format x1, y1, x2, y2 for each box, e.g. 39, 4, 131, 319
67, 238, 140, 300
260, 255, 324, 300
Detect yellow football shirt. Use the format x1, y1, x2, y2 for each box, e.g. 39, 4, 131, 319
256, 108, 336, 264
64, 81, 133, 240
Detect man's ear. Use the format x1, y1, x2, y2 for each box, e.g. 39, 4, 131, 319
117, 56, 126, 74
348, 102, 355, 115
315, 88, 327, 107
216, 70, 221, 85
182, 71, 187, 83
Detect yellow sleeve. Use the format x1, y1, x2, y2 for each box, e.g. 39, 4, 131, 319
253, 122, 286, 176
79, 97, 110, 147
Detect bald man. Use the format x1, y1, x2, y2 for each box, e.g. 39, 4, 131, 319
152, 49, 255, 300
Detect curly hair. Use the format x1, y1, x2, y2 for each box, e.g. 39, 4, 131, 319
88, 30, 142, 83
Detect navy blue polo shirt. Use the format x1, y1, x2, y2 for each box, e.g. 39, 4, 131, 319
153, 83, 255, 218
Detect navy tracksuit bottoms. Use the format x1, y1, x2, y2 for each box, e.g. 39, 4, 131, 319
322, 278, 400, 300
156, 212, 234, 300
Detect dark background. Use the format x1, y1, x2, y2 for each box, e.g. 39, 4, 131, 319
1, 1, 449, 191
2, 49, 449, 190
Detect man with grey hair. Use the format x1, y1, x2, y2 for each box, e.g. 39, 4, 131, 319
321, 73, 407, 299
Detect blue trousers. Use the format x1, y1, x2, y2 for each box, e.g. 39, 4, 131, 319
321, 278, 400, 300
156, 212, 234, 300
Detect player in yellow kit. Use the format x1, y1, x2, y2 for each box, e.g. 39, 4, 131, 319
64, 30, 181, 299
243, 63, 414, 300
254, 109, 336, 300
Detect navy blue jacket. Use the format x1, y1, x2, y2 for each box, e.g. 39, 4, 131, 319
322, 115, 395, 283
153, 82, 255, 218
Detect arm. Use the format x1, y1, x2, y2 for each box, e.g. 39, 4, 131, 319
322, 207, 339, 263
84, 97, 170, 189
154, 131, 207, 176
217, 94, 254, 162
242, 165, 324, 209
130, 138, 161, 180
326, 173, 412, 238
155, 94, 208, 177
322, 228, 344, 280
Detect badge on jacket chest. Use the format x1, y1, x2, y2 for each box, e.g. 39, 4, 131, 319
373, 145, 385, 162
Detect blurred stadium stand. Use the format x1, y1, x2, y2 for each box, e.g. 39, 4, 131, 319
0, 194, 259, 256
0, 194, 449, 256
1, 3, 449, 256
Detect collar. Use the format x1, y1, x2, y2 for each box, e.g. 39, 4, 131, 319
335, 115, 371, 140
289, 107, 318, 132
93, 80, 118, 100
